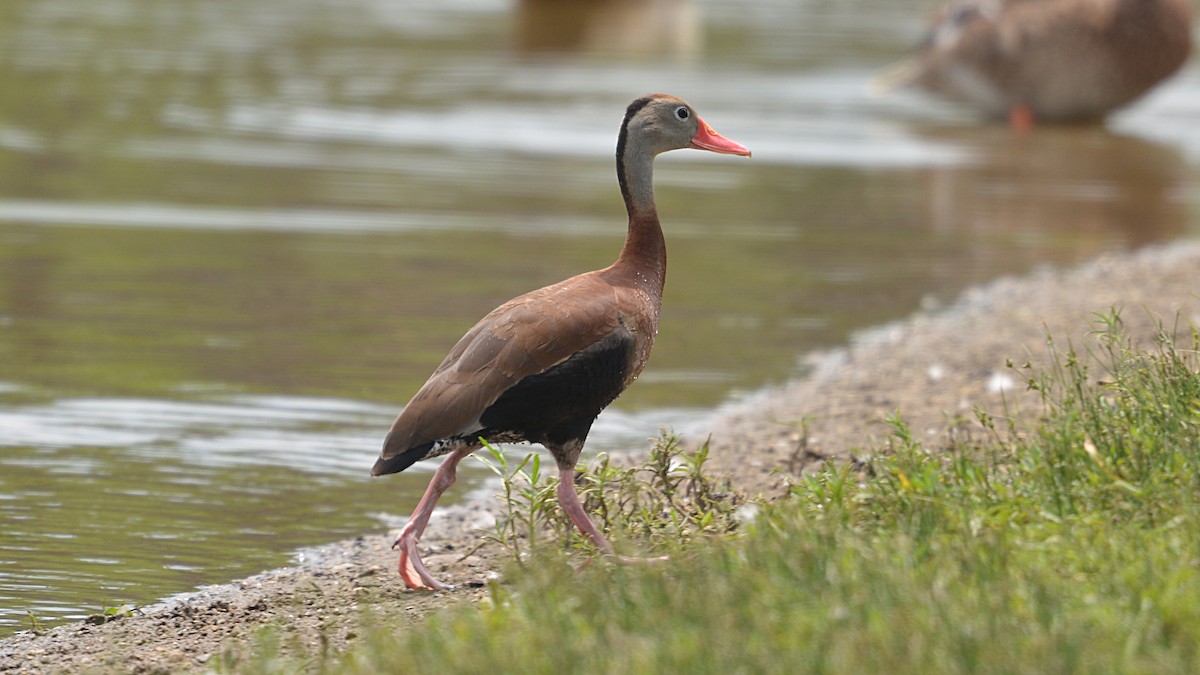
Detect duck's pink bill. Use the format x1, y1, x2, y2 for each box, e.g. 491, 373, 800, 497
690, 118, 751, 157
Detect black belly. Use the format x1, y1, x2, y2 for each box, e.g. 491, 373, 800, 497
480, 329, 634, 449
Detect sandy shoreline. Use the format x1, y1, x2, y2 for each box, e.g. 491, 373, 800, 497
3, 240, 1199, 674
697, 240, 1200, 497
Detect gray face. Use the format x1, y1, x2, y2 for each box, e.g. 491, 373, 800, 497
627, 95, 701, 156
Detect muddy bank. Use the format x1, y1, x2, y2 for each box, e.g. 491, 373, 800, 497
696, 241, 1200, 497
2, 241, 1198, 674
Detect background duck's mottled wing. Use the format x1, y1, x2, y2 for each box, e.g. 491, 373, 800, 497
906, 0, 1192, 120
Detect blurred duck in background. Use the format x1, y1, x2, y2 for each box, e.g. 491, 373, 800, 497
878, 0, 1193, 129
514, 0, 700, 59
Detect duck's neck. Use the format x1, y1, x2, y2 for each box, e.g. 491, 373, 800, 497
612, 146, 666, 296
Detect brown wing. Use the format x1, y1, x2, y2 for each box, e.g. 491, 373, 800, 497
376, 272, 637, 466
918, 0, 1192, 117
912, 0, 1065, 105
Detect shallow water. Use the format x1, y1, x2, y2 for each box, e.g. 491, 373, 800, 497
1, 0, 1199, 634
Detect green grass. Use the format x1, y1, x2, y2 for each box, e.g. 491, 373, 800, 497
232, 312, 1200, 674
473, 432, 746, 563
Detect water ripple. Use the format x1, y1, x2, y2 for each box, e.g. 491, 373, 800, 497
0, 393, 709, 477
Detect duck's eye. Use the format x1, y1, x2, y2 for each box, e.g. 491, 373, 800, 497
675, 106, 689, 120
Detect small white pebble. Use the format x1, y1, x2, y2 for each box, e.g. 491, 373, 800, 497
986, 371, 1016, 394
735, 503, 760, 524
927, 363, 945, 382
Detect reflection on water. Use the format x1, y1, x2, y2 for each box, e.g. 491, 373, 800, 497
921, 127, 1189, 250
1, 0, 1198, 635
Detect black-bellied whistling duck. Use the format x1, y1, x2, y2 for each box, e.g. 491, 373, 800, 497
877, 0, 1193, 129
372, 94, 750, 591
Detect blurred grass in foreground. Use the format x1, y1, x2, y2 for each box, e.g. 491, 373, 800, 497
229, 311, 1200, 674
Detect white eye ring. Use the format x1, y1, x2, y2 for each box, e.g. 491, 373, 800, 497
675, 106, 690, 120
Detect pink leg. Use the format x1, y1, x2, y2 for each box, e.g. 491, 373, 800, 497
557, 467, 669, 565
392, 446, 474, 591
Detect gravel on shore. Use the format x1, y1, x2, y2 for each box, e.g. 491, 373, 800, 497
697, 240, 1200, 498
2, 241, 1198, 674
